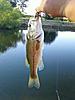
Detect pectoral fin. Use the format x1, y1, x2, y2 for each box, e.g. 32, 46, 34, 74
38, 59, 44, 71
25, 58, 29, 68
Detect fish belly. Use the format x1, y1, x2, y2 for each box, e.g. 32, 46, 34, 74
26, 39, 41, 78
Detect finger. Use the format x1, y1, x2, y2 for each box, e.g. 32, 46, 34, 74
35, 7, 43, 13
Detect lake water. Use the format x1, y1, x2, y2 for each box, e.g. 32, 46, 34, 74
0, 30, 75, 100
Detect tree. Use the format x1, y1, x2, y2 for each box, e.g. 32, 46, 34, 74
0, 0, 22, 29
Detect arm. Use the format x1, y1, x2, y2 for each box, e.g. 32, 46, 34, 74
35, 0, 75, 21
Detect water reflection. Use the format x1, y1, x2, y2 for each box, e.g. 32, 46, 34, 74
0, 30, 75, 99
44, 31, 58, 44
0, 29, 58, 89
0, 30, 22, 53
26, 30, 44, 89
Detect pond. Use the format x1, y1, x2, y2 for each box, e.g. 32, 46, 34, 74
0, 30, 75, 100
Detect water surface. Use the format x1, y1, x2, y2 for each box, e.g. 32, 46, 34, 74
0, 30, 75, 100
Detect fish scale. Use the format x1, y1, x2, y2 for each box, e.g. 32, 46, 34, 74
26, 39, 41, 79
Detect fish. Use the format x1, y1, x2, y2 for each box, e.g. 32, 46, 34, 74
26, 17, 44, 88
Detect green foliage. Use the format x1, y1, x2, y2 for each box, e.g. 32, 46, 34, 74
44, 31, 57, 44
0, 0, 22, 29
0, 30, 22, 53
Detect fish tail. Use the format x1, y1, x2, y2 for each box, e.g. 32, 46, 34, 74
28, 74, 40, 89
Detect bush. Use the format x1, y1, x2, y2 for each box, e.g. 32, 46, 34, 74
0, 0, 22, 29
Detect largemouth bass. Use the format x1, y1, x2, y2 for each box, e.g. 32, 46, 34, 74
26, 17, 44, 88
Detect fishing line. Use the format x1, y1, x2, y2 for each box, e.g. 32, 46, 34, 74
56, 52, 61, 100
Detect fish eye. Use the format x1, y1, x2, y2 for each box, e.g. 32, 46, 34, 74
28, 24, 31, 27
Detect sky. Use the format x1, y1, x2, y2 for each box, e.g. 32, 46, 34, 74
25, 0, 41, 15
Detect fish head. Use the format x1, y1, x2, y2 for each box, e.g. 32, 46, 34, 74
27, 17, 44, 40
